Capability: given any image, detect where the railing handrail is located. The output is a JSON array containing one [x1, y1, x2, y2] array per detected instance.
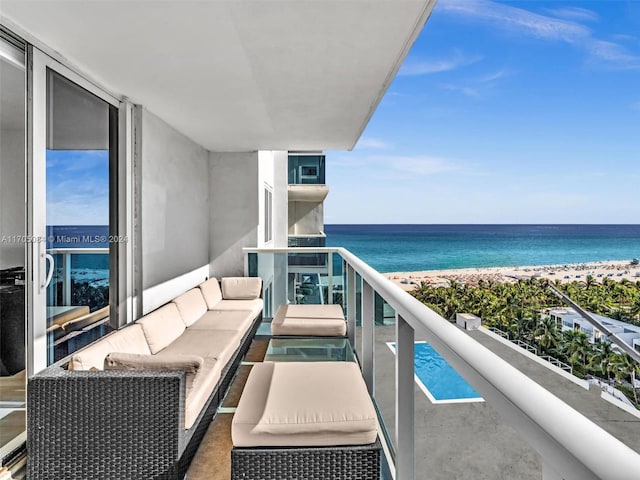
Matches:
[[245, 247, 640, 479], [47, 247, 109, 255]]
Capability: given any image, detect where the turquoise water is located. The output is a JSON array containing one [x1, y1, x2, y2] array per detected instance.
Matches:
[[390, 342, 481, 402], [326, 224, 640, 273]]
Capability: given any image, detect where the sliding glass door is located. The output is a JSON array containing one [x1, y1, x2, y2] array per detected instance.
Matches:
[[0, 35, 26, 459], [31, 49, 120, 371]]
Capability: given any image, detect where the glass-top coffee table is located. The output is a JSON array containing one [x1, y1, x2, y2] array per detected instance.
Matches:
[[264, 337, 355, 362]]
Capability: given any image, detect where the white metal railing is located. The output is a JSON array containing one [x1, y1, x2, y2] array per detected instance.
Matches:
[[244, 247, 640, 480], [46, 248, 109, 305]]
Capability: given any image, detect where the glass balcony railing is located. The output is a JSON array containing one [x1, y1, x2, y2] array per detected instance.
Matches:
[[288, 235, 327, 268], [46, 248, 112, 363], [288, 154, 325, 184], [244, 247, 640, 480]]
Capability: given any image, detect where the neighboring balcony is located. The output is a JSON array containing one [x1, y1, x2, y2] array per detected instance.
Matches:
[[287, 154, 329, 202], [244, 247, 640, 480], [288, 154, 325, 185], [287, 184, 329, 202]]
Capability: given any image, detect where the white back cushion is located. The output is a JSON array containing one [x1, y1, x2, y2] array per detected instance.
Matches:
[[198, 278, 222, 309], [69, 324, 151, 371], [173, 288, 208, 327], [136, 303, 185, 354], [221, 277, 262, 300]]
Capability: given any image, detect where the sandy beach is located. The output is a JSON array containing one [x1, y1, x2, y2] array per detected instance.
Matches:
[[385, 260, 640, 291]]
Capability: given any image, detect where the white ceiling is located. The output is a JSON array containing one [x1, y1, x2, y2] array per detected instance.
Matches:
[[0, 1, 434, 152]]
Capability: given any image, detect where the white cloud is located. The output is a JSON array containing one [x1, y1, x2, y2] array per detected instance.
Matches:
[[438, 0, 589, 43], [480, 68, 512, 83], [439, 83, 481, 98], [546, 7, 599, 23], [587, 40, 640, 69], [399, 50, 482, 76], [631, 101, 640, 111], [356, 137, 391, 149], [438, 0, 640, 69]]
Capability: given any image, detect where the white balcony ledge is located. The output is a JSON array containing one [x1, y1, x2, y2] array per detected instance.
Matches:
[[287, 184, 329, 203]]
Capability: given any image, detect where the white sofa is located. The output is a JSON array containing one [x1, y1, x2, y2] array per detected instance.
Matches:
[[28, 276, 263, 480]]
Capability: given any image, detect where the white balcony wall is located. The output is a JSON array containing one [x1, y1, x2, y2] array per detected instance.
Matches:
[[138, 108, 209, 313], [209, 150, 288, 279], [288, 201, 324, 235], [209, 152, 259, 278]]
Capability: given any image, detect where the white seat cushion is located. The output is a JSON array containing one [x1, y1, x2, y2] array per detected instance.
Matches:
[[232, 362, 377, 447], [271, 305, 346, 336], [157, 329, 242, 368], [212, 299, 263, 319], [189, 310, 255, 334], [285, 304, 345, 320]]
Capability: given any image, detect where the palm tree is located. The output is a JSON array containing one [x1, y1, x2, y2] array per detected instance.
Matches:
[[563, 330, 592, 373], [534, 315, 559, 355], [588, 341, 615, 382], [611, 353, 640, 404]]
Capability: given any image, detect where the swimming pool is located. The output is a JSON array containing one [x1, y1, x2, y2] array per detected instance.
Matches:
[[388, 341, 483, 404]]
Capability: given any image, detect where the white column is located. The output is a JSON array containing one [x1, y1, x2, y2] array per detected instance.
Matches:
[[63, 252, 71, 305], [361, 279, 374, 394], [346, 264, 356, 349], [396, 314, 415, 480]]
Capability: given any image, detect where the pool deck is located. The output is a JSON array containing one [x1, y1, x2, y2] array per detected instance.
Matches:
[[370, 324, 640, 479]]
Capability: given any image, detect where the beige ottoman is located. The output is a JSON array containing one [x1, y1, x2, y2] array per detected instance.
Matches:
[[231, 361, 377, 447], [271, 304, 347, 336], [230, 361, 381, 479]]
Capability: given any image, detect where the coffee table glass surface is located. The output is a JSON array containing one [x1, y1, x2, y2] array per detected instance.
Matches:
[[264, 337, 355, 362]]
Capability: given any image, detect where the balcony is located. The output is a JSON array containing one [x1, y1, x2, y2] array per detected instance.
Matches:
[[241, 247, 640, 480], [287, 184, 329, 202], [288, 155, 325, 185]]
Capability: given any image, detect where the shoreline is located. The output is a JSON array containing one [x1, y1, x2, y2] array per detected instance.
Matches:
[[384, 260, 640, 291]]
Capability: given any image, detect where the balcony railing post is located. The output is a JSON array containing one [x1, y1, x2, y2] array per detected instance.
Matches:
[[63, 252, 71, 305], [346, 264, 356, 349], [327, 252, 333, 305], [396, 313, 415, 480], [361, 279, 374, 394]]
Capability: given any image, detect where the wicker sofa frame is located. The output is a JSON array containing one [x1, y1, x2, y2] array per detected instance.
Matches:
[[27, 313, 262, 480], [231, 438, 381, 480]]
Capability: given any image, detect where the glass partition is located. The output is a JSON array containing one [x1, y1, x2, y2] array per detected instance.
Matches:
[[45, 68, 116, 363], [0, 36, 26, 459]]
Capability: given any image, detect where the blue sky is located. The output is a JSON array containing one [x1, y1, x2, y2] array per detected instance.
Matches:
[[325, 0, 640, 224], [46, 150, 109, 225]]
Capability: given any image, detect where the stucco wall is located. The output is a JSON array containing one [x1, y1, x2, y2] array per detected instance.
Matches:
[[139, 108, 209, 297], [288, 201, 324, 235], [209, 151, 259, 277]]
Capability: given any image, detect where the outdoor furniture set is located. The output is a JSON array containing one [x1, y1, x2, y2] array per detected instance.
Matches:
[[28, 276, 262, 479], [28, 286, 381, 479]]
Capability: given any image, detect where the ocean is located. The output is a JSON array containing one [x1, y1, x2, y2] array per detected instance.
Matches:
[[47, 225, 110, 286], [50, 224, 640, 281], [325, 224, 640, 273]]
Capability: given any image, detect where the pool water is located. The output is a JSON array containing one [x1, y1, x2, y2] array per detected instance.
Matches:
[[388, 341, 483, 403]]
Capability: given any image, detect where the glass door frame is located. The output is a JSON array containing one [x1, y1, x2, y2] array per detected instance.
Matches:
[[27, 46, 124, 374]]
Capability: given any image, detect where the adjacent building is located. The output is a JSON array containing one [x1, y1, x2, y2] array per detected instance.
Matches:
[[549, 307, 640, 353]]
